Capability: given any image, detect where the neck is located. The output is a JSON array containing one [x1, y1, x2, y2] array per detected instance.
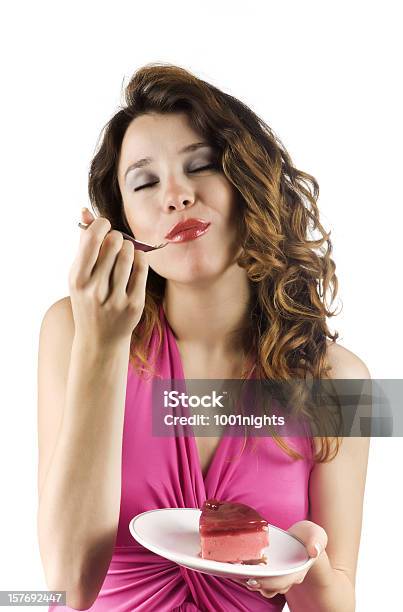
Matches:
[[162, 268, 252, 361]]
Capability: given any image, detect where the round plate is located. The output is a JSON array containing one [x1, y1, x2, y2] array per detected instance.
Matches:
[[129, 508, 315, 578]]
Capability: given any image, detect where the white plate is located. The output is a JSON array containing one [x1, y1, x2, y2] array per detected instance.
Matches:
[[129, 508, 315, 578]]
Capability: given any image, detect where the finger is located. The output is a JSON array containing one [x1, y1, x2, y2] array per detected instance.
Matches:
[[260, 587, 290, 598], [261, 590, 279, 598], [244, 578, 261, 589], [78, 207, 95, 248], [245, 578, 286, 592], [230, 577, 247, 585], [311, 542, 323, 559], [112, 239, 136, 297], [287, 520, 328, 558], [256, 571, 306, 592], [90, 230, 124, 299], [291, 571, 306, 585], [126, 248, 149, 299], [72, 217, 113, 287], [81, 206, 95, 225]]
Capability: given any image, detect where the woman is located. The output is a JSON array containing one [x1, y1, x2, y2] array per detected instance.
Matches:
[[37, 63, 370, 611]]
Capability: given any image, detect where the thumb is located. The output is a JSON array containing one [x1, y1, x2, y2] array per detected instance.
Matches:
[[81, 206, 95, 225], [287, 520, 328, 559]]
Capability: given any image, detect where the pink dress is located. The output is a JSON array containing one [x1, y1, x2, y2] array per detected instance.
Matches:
[[49, 303, 314, 611]]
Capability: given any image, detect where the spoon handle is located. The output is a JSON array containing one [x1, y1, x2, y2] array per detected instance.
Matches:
[[77, 222, 166, 252]]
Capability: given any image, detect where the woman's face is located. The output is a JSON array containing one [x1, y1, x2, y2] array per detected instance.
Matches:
[[117, 112, 242, 284]]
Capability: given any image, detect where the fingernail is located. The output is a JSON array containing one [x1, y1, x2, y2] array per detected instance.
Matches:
[[246, 578, 260, 587], [314, 543, 322, 557], [81, 207, 87, 214]]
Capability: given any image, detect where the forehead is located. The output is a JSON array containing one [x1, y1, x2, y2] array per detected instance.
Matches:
[[120, 112, 203, 160]]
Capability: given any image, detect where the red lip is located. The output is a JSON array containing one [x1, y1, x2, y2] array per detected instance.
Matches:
[[164, 218, 211, 240]]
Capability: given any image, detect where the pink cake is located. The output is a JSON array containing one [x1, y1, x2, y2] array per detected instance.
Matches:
[[199, 499, 269, 564]]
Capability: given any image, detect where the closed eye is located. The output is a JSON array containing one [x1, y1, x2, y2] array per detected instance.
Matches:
[[134, 181, 159, 192], [189, 163, 218, 173], [133, 163, 219, 192]]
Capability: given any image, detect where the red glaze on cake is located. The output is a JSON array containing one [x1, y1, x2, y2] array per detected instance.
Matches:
[[199, 499, 269, 563]]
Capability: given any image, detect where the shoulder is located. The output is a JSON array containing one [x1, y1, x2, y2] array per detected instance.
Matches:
[[325, 339, 371, 380], [311, 339, 371, 453], [42, 295, 73, 321], [40, 296, 75, 341], [308, 340, 371, 586]]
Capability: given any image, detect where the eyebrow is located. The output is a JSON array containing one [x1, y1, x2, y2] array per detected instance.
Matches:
[[123, 142, 212, 181]]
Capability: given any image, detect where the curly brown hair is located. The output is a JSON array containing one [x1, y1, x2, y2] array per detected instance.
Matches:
[[88, 62, 342, 463]]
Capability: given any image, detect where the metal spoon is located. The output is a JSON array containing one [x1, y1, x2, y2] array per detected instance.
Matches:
[[77, 222, 169, 252]]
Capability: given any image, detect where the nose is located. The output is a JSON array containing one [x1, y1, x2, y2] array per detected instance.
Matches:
[[165, 194, 195, 211], [163, 180, 195, 211]]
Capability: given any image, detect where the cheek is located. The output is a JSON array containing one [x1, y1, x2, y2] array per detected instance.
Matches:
[[209, 186, 240, 231], [124, 208, 159, 241]]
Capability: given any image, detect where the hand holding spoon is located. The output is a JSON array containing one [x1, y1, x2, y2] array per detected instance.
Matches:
[[78, 208, 168, 252]]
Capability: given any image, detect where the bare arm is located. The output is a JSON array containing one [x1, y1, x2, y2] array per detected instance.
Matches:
[[37, 300, 131, 609], [285, 343, 371, 612], [37, 209, 149, 610]]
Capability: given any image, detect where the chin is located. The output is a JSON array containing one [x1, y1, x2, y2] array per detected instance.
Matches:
[[151, 259, 229, 284]]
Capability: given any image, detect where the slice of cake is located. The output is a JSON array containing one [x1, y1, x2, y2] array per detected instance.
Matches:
[[199, 499, 269, 564]]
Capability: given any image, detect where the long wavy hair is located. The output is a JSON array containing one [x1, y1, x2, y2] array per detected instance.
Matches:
[[88, 62, 342, 463]]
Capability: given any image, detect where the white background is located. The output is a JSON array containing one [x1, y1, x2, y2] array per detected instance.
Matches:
[[1, 1, 402, 610]]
